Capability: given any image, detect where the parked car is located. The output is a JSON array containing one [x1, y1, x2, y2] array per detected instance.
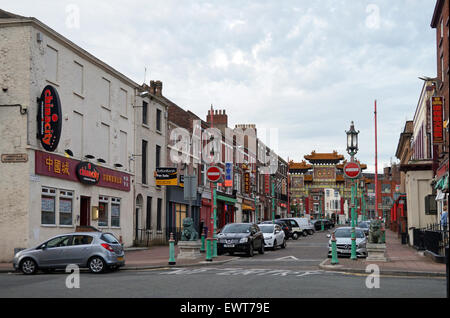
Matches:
[[311, 219, 334, 231], [327, 227, 367, 258], [357, 221, 370, 236], [278, 218, 304, 239], [217, 223, 265, 257], [259, 224, 286, 250], [260, 220, 293, 239], [13, 232, 125, 275]]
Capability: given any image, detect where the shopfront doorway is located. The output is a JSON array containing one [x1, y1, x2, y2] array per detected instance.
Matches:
[[80, 196, 90, 226]]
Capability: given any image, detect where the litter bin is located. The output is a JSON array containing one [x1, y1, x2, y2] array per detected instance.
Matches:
[[401, 232, 408, 245]]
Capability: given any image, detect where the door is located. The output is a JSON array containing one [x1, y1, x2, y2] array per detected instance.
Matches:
[[80, 196, 90, 226], [38, 235, 72, 267], [65, 235, 94, 265]]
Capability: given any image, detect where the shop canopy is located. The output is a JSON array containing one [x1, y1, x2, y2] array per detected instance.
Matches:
[[434, 174, 448, 191]]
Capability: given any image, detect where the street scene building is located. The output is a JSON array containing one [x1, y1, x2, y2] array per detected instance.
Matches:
[[0, 1, 449, 302]]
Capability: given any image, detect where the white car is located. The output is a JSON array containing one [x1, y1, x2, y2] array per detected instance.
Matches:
[[259, 224, 286, 250]]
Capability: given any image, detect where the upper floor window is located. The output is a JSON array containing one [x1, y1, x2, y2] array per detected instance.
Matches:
[[143, 101, 148, 125], [156, 109, 162, 132]]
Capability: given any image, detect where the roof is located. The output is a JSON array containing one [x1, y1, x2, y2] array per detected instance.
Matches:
[[431, 0, 445, 28], [0, 8, 27, 19], [395, 121, 414, 159], [304, 151, 344, 163], [289, 160, 312, 171]]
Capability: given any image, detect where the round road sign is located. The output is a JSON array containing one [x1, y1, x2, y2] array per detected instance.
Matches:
[[343, 162, 361, 179], [207, 166, 222, 183]]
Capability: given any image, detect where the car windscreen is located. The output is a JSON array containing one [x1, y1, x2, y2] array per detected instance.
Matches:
[[101, 233, 120, 244], [358, 223, 369, 228], [335, 229, 365, 238], [259, 225, 274, 233], [222, 224, 251, 233]]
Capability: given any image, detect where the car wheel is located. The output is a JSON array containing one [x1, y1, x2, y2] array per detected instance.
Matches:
[[308, 230, 314, 235], [88, 256, 106, 274], [281, 239, 287, 249], [302, 231, 308, 237], [292, 232, 299, 240], [273, 240, 277, 250], [248, 244, 254, 257], [20, 258, 37, 275]]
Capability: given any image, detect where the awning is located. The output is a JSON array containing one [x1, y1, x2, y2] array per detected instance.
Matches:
[[434, 174, 449, 190], [242, 204, 255, 211], [216, 195, 237, 204]]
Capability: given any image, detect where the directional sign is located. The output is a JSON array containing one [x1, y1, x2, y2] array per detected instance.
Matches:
[[343, 162, 361, 179], [207, 166, 222, 183]]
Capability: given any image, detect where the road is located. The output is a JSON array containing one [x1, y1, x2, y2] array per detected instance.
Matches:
[[0, 230, 446, 298]]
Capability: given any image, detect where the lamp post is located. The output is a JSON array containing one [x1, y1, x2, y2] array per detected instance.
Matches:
[[320, 192, 324, 231], [346, 121, 359, 261]]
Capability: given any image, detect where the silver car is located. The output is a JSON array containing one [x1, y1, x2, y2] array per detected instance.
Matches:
[[13, 232, 125, 274], [327, 227, 367, 258]]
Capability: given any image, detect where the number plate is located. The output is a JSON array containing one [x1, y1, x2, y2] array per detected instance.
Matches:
[[224, 244, 235, 248], [117, 256, 124, 261]]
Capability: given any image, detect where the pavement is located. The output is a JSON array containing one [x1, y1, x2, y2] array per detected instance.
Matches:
[[319, 228, 447, 277]]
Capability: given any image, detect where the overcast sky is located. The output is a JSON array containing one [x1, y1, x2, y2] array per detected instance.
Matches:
[[0, 0, 438, 172]]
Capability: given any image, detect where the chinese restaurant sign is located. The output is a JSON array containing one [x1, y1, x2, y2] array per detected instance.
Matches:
[[431, 97, 444, 144], [35, 151, 130, 191], [37, 85, 62, 152]]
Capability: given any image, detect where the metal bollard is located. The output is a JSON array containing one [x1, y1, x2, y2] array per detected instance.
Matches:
[[331, 232, 339, 265], [212, 229, 218, 258], [168, 233, 176, 265], [206, 238, 212, 262], [200, 229, 206, 253]]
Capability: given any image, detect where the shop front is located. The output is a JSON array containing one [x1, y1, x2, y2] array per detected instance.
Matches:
[[242, 199, 255, 223], [216, 192, 237, 229], [32, 150, 133, 247]]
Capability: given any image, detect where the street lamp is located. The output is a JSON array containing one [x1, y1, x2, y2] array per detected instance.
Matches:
[[346, 121, 359, 261]]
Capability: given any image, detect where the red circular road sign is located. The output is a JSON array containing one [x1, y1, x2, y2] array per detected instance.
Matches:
[[206, 166, 222, 183], [343, 162, 361, 179]]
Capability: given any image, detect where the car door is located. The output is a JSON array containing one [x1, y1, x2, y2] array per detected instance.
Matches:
[[38, 235, 72, 267], [275, 225, 284, 244], [64, 235, 94, 266], [253, 225, 263, 249]]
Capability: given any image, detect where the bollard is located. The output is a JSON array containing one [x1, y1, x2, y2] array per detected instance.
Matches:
[[200, 229, 206, 253], [206, 238, 212, 262], [168, 233, 176, 265], [331, 232, 339, 265], [212, 229, 218, 258]]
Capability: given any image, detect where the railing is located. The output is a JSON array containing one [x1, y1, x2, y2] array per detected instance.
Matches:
[[411, 223, 449, 257], [134, 227, 183, 247]]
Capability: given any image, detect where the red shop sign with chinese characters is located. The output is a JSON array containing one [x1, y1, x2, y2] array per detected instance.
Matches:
[[35, 151, 130, 191], [431, 96, 444, 144]]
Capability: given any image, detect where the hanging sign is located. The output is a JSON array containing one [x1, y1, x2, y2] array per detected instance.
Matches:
[[225, 162, 233, 187], [431, 96, 444, 144], [37, 85, 62, 152], [155, 167, 178, 186]]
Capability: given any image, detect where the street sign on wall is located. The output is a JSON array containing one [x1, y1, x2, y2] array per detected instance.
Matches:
[[343, 162, 361, 179], [225, 162, 233, 187], [155, 168, 178, 186]]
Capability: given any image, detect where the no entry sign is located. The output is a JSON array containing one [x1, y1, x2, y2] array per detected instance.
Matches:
[[343, 162, 361, 179], [207, 166, 222, 183]]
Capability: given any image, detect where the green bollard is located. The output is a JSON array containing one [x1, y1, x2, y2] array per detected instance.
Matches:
[[200, 229, 206, 253], [331, 232, 339, 265], [168, 233, 176, 265], [212, 229, 218, 258], [206, 238, 212, 262]]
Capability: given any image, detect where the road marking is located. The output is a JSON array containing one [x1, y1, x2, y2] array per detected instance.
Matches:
[[158, 267, 327, 278], [275, 256, 299, 261]]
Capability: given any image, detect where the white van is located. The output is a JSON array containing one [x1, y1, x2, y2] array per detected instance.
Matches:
[[292, 217, 315, 235], [279, 218, 305, 240]]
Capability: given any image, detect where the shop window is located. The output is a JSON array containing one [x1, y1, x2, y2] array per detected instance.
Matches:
[[59, 190, 73, 226], [99, 196, 109, 227], [41, 187, 56, 225], [111, 198, 121, 227]]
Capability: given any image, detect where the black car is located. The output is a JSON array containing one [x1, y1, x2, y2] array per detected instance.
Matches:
[[311, 219, 334, 231], [217, 223, 265, 257], [259, 220, 293, 239]]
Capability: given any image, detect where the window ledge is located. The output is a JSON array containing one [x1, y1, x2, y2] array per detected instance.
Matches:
[[41, 224, 57, 227], [73, 92, 85, 99], [142, 123, 150, 130], [45, 80, 60, 87], [120, 115, 128, 120], [59, 225, 74, 228]]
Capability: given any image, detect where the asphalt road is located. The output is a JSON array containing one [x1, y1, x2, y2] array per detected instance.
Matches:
[[0, 230, 446, 298]]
